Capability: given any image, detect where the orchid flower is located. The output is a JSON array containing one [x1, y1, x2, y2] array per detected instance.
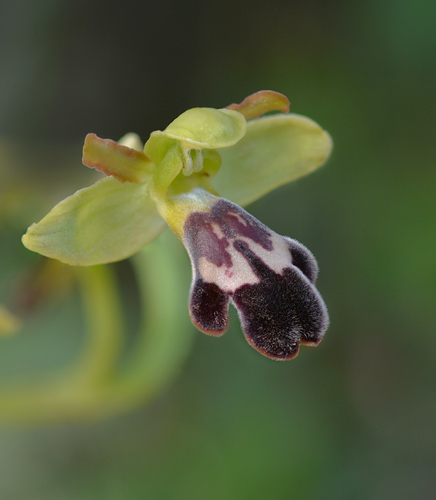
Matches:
[[22, 91, 332, 360]]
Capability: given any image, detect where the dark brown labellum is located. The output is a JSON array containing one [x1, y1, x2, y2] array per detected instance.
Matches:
[[183, 197, 329, 360]]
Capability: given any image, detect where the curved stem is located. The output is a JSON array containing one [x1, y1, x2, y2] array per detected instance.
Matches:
[[66, 265, 124, 385], [69, 230, 194, 418], [115, 230, 194, 398], [0, 233, 194, 425], [0, 264, 123, 424]]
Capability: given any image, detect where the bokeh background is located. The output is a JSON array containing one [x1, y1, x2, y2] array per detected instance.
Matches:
[[1, 0, 436, 498]]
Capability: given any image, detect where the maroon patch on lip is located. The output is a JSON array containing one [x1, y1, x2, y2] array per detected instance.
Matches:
[[187, 216, 232, 268], [184, 198, 273, 270], [211, 200, 272, 249]]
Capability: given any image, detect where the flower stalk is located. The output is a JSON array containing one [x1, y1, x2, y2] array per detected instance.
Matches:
[[0, 233, 193, 424]]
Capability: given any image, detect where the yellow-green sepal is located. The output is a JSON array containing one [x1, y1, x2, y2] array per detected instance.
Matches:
[[162, 108, 246, 149], [215, 114, 333, 206], [22, 177, 166, 266]]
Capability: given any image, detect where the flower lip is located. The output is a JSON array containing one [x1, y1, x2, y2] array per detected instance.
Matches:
[[182, 194, 329, 360]]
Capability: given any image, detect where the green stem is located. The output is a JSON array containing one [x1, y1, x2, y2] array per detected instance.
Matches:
[[0, 264, 123, 424], [73, 231, 194, 419], [0, 233, 194, 425], [66, 264, 124, 385], [115, 230, 194, 398]]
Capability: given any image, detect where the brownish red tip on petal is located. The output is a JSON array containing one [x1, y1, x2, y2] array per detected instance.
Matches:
[[82, 133, 153, 183], [226, 90, 290, 120]]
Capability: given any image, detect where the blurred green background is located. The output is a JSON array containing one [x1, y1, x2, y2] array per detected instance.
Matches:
[[1, 0, 436, 498]]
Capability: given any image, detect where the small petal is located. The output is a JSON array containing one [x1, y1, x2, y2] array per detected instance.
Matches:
[[146, 136, 185, 204], [22, 177, 166, 265], [82, 133, 153, 183], [162, 108, 246, 149], [215, 114, 333, 207], [118, 132, 143, 151], [182, 193, 328, 359], [226, 90, 290, 120]]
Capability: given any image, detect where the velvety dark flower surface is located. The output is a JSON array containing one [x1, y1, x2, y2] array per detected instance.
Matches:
[[184, 195, 329, 360]]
